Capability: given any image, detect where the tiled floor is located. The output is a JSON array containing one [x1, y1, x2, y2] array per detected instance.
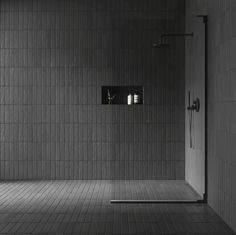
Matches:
[[111, 180, 202, 201], [0, 180, 235, 235]]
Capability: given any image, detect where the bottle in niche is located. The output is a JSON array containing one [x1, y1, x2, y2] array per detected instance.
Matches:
[[133, 93, 140, 104], [127, 94, 133, 105]]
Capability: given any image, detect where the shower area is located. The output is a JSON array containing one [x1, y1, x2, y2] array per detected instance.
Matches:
[[0, 0, 206, 203], [109, 0, 206, 202]]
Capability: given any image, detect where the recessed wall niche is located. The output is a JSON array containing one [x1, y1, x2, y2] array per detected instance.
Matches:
[[101, 86, 143, 105]]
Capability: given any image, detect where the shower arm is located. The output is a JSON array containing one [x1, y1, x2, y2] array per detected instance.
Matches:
[[160, 33, 194, 44]]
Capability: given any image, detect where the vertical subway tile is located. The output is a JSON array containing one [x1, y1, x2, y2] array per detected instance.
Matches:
[[0, 0, 185, 181]]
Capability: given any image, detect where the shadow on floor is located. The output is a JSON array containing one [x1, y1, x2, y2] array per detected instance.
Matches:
[[0, 181, 235, 234]]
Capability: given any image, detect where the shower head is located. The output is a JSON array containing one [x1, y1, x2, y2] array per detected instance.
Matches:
[[152, 33, 193, 48], [152, 39, 170, 48]]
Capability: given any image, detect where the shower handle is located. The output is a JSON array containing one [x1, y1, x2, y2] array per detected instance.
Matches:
[[187, 95, 200, 148], [187, 98, 200, 112]]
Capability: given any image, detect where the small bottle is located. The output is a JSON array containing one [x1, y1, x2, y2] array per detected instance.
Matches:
[[127, 94, 133, 105], [133, 93, 140, 104]]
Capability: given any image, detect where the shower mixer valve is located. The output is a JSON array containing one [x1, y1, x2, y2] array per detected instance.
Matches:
[[187, 95, 200, 149], [187, 98, 200, 112]]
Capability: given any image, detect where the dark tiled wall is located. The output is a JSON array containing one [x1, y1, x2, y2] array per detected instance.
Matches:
[[207, 0, 236, 231], [186, 0, 236, 232], [0, 0, 185, 180]]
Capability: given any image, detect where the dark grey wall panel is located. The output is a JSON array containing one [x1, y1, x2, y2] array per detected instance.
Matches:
[[207, 0, 236, 232], [0, 0, 185, 180]]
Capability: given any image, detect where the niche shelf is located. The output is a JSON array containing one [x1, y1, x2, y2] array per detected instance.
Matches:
[[102, 86, 143, 105]]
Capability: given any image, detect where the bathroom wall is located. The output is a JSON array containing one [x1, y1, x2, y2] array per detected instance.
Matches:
[[186, 0, 236, 232], [207, 0, 236, 231], [185, 0, 207, 197], [0, 0, 185, 180]]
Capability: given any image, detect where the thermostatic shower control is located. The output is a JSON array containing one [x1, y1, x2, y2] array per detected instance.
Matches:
[[187, 98, 200, 112]]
